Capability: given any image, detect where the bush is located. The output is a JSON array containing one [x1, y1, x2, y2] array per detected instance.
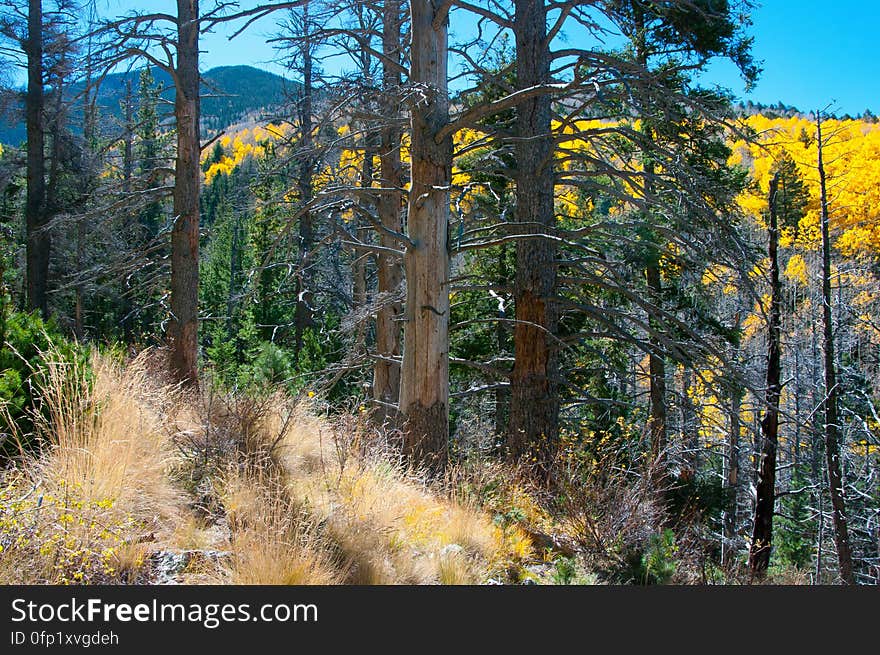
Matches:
[[775, 474, 816, 570], [550, 555, 599, 585], [245, 341, 292, 388], [620, 529, 679, 585], [0, 310, 85, 456]]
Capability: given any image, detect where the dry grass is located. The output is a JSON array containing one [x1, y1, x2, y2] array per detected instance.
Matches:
[[0, 348, 184, 584], [1, 349, 533, 585], [254, 405, 533, 584], [37, 350, 183, 526], [215, 464, 342, 585], [155, 371, 532, 585]]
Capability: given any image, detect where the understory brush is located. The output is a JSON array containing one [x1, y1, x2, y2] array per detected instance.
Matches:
[[1, 348, 786, 586], [0, 349, 182, 584], [0, 348, 533, 585]]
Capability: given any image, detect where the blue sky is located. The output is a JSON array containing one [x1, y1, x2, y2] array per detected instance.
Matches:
[[700, 1, 880, 115], [103, 1, 880, 117]]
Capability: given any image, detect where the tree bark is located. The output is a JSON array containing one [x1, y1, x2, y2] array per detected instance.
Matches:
[[723, 379, 742, 567], [646, 261, 668, 467], [749, 173, 782, 578], [507, 0, 559, 470], [495, 243, 511, 437], [25, 0, 49, 318], [352, 130, 372, 364], [399, 0, 452, 469], [680, 366, 699, 479], [120, 79, 135, 341], [631, 8, 667, 474], [816, 113, 855, 584], [167, 0, 201, 385], [373, 0, 404, 422], [294, 7, 315, 360]]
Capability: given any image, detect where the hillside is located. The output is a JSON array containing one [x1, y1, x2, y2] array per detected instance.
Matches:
[[0, 350, 537, 585], [0, 65, 296, 146]]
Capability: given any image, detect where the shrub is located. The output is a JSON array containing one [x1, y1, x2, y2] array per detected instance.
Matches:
[[244, 341, 292, 389], [549, 555, 600, 585], [0, 310, 85, 456], [620, 529, 679, 585]]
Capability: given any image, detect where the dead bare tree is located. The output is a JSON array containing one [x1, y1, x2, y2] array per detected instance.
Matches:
[[749, 171, 781, 578], [97, 0, 308, 384], [816, 109, 855, 584]]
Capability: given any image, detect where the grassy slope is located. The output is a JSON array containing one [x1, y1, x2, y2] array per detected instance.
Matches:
[[0, 349, 819, 585], [0, 350, 534, 585]]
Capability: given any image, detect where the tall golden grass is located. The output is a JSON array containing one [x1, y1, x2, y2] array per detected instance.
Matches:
[[1, 349, 533, 585], [37, 350, 183, 524], [0, 348, 183, 583], [217, 402, 532, 584]]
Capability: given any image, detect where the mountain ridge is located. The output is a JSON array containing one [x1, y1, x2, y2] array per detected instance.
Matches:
[[0, 65, 297, 147]]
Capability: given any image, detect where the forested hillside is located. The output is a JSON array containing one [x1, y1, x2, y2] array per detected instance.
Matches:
[[0, 0, 877, 587], [0, 64, 292, 145]]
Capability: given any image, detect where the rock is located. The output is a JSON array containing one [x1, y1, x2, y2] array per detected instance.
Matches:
[[440, 543, 464, 557], [149, 549, 232, 585]]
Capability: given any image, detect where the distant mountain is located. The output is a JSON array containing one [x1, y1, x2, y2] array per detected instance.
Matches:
[[0, 65, 298, 147], [200, 66, 299, 132]]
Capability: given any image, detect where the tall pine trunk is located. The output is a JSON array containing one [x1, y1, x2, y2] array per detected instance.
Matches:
[[507, 0, 559, 470], [646, 260, 668, 466], [816, 113, 855, 584], [749, 173, 782, 577], [373, 0, 404, 422], [167, 0, 201, 385], [399, 0, 452, 468], [25, 0, 49, 318], [632, 9, 667, 473]]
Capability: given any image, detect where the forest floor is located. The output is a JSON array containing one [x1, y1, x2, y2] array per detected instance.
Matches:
[[0, 349, 813, 585], [0, 350, 559, 585]]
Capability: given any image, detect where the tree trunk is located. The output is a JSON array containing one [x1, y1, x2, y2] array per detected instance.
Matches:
[[723, 379, 742, 567], [680, 366, 699, 479], [495, 242, 511, 437], [25, 0, 49, 318], [373, 0, 404, 422], [74, 45, 98, 341], [507, 0, 559, 471], [120, 79, 135, 341], [122, 80, 134, 193], [294, 12, 314, 360], [816, 114, 855, 585], [750, 173, 782, 578], [629, 5, 668, 478], [646, 261, 668, 466], [352, 130, 372, 364], [167, 0, 201, 385], [399, 0, 452, 469]]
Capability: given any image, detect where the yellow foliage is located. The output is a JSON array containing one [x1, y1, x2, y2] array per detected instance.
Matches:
[[202, 122, 295, 185], [784, 253, 808, 285], [732, 115, 880, 256]]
